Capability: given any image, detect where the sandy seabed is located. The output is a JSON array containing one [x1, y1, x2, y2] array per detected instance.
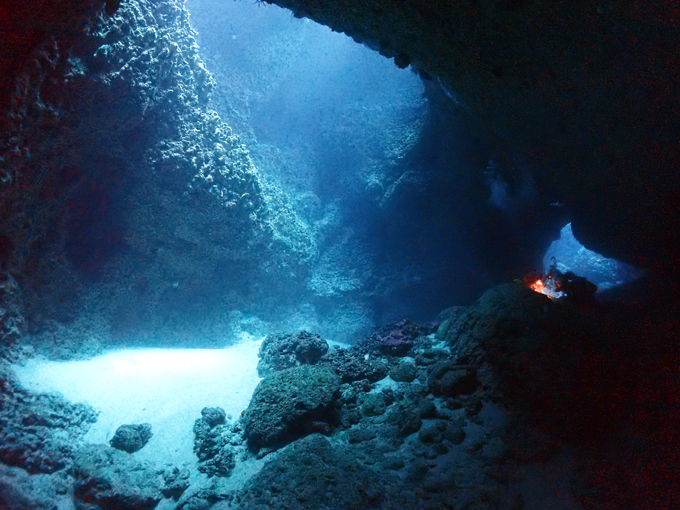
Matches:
[[13, 340, 263, 468]]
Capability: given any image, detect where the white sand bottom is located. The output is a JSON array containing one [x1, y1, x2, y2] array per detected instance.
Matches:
[[12, 340, 263, 473]]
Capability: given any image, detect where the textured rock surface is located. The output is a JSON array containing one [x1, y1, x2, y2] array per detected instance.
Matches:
[[356, 319, 430, 357], [0, 362, 98, 474], [0, 463, 73, 510], [0, 272, 27, 361], [256, 330, 329, 377], [70, 444, 164, 510], [109, 423, 153, 453], [0, 0, 282, 349], [388, 360, 417, 383], [320, 347, 388, 383], [0, 282, 675, 509], [426, 361, 478, 398], [241, 365, 342, 450], [236, 434, 414, 510], [193, 409, 242, 477]]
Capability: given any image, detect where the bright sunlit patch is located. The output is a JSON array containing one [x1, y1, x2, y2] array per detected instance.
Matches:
[[543, 223, 644, 291], [13, 341, 263, 468]]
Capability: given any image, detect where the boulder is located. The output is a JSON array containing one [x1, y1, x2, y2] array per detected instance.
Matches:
[[388, 360, 417, 383], [237, 434, 415, 509], [257, 331, 329, 377], [241, 365, 342, 450], [109, 423, 153, 453], [427, 362, 478, 397], [70, 444, 163, 510]]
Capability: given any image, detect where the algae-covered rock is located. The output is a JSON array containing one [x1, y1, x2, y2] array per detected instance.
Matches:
[[241, 365, 342, 450], [237, 434, 415, 510], [321, 347, 388, 383], [109, 423, 153, 453], [70, 444, 163, 510], [257, 330, 329, 377]]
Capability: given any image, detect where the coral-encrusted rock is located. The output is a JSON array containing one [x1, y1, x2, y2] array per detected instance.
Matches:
[[241, 365, 341, 451], [381, 400, 422, 437], [357, 319, 430, 357], [70, 444, 163, 510], [0, 363, 98, 474], [427, 361, 478, 397], [257, 331, 329, 377], [200, 406, 226, 428], [159, 465, 190, 501], [444, 284, 611, 435], [110, 423, 153, 453], [321, 348, 388, 383], [389, 360, 417, 382], [237, 434, 415, 509], [193, 408, 240, 477], [358, 392, 388, 418], [0, 463, 71, 510]]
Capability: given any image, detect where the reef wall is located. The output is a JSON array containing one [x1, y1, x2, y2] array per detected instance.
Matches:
[[0, 0, 287, 354]]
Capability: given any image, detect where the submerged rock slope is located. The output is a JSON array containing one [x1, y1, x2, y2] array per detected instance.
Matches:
[[1, 282, 678, 509]]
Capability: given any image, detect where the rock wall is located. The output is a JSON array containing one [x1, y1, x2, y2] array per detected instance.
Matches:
[[0, 0, 285, 350]]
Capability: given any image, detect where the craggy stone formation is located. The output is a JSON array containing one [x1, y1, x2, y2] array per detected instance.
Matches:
[[262, 0, 679, 271], [241, 365, 342, 451], [256, 330, 329, 377], [237, 434, 415, 509], [0, 362, 98, 474], [193, 407, 243, 477], [0, 282, 677, 508], [70, 444, 171, 510], [0, 2, 678, 507], [1, 0, 675, 353], [196, 281, 675, 509], [0, 0, 292, 349], [356, 318, 431, 357]]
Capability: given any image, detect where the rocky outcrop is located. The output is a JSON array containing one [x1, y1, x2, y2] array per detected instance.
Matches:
[[0, 0, 286, 348], [193, 407, 242, 477], [256, 331, 329, 377], [0, 463, 73, 510], [70, 444, 165, 510], [0, 362, 98, 474], [230, 282, 679, 509], [241, 365, 342, 451], [236, 434, 415, 510], [320, 347, 389, 383]]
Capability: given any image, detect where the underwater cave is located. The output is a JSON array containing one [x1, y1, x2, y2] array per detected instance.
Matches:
[[0, 0, 678, 509]]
